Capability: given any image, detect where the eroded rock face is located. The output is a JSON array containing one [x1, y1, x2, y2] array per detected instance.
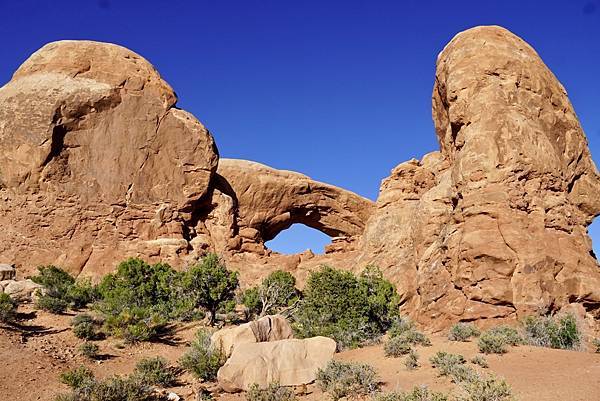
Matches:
[[1, 27, 599, 329], [359, 26, 600, 329], [0, 40, 218, 276]]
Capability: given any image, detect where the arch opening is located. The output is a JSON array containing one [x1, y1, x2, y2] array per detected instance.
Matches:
[[265, 223, 332, 255]]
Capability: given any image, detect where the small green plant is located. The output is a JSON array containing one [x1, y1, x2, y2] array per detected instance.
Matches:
[[72, 314, 100, 340], [36, 295, 70, 314], [384, 336, 413, 357], [242, 270, 299, 318], [59, 366, 95, 389], [477, 326, 522, 354], [522, 313, 580, 350], [32, 265, 96, 313], [246, 382, 296, 401], [388, 318, 431, 346], [593, 338, 600, 353], [371, 386, 449, 401], [487, 326, 522, 346], [67, 278, 99, 310], [470, 355, 488, 368], [134, 356, 177, 387], [448, 323, 481, 342], [56, 366, 161, 401], [179, 329, 225, 381], [429, 351, 475, 383], [316, 360, 379, 401], [182, 254, 239, 326], [404, 349, 419, 370], [0, 292, 17, 324], [477, 332, 507, 354], [79, 342, 99, 359], [457, 374, 514, 401]]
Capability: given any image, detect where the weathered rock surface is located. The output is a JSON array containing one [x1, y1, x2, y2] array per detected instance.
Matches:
[[0, 40, 218, 276], [1, 26, 599, 328], [211, 314, 293, 357], [358, 26, 600, 328], [0, 264, 15, 281], [1, 279, 43, 301], [217, 336, 336, 392]]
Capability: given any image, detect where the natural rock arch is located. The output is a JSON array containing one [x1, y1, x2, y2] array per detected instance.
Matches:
[[213, 159, 375, 251]]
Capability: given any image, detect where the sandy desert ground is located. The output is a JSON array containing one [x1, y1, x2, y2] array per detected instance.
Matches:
[[1, 304, 599, 401]]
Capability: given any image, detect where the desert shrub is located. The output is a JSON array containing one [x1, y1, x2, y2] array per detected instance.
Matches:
[[0, 292, 17, 324], [316, 360, 379, 401], [477, 332, 508, 355], [372, 386, 449, 401], [246, 382, 296, 401], [95, 258, 184, 341], [179, 329, 225, 381], [359, 266, 402, 331], [448, 323, 481, 342], [79, 342, 99, 359], [59, 366, 95, 389], [487, 326, 522, 346], [470, 355, 488, 368], [388, 317, 431, 346], [36, 295, 70, 314], [404, 349, 419, 370], [67, 278, 100, 310], [384, 336, 413, 357], [182, 253, 239, 326], [388, 316, 414, 338], [593, 338, 600, 353], [134, 356, 177, 387], [240, 286, 261, 318], [72, 314, 100, 340], [32, 265, 97, 313], [57, 367, 159, 401], [478, 326, 522, 354], [243, 270, 299, 318], [293, 265, 400, 348], [32, 265, 75, 298], [429, 352, 475, 383], [522, 313, 580, 350], [457, 374, 514, 401]]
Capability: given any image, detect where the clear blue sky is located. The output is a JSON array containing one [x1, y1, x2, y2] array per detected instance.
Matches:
[[1, 0, 599, 254]]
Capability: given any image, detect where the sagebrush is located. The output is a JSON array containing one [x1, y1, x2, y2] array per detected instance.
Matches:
[[316, 360, 379, 401], [246, 382, 296, 401], [179, 329, 225, 381]]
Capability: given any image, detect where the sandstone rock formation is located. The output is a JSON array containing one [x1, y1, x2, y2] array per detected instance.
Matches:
[[1, 279, 43, 301], [217, 336, 336, 392], [358, 26, 600, 329], [0, 40, 220, 277], [211, 314, 293, 357], [1, 26, 599, 329]]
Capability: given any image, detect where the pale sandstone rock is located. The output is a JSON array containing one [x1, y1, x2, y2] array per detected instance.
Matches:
[[217, 336, 336, 392], [0, 264, 15, 281], [211, 315, 293, 357], [1, 279, 43, 301]]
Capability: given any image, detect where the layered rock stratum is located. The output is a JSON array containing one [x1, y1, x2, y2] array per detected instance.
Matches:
[[1, 26, 598, 328]]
